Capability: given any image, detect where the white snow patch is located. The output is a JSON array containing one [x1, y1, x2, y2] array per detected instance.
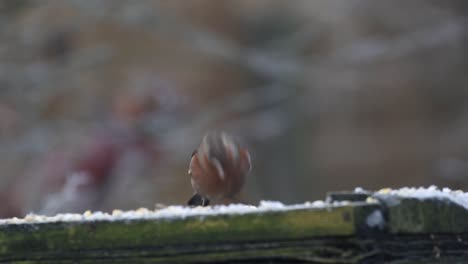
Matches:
[[354, 187, 367, 193], [0, 200, 349, 225], [366, 210, 385, 229], [372, 186, 468, 210]]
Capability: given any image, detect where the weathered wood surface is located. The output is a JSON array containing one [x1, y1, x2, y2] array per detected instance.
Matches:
[[0, 190, 467, 263]]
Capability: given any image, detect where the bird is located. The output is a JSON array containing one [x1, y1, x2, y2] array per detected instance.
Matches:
[[187, 131, 251, 206]]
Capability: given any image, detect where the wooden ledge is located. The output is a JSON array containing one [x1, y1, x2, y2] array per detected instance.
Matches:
[[0, 188, 467, 263]]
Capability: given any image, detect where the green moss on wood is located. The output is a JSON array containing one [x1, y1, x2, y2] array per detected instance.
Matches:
[[0, 205, 364, 261], [383, 197, 468, 234], [2, 192, 468, 263]]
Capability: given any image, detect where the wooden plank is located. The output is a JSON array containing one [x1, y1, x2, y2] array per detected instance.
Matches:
[[0, 204, 378, 263], [378, 196, 468, 234], [1, 189, 468, 263]]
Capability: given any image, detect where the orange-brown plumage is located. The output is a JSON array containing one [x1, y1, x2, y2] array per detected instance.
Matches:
[[188, 132, 251, 206]]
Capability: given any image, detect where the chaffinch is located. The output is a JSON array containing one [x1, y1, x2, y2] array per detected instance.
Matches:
[[187, 131, 251, 206]]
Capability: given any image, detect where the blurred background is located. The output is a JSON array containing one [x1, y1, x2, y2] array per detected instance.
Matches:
[[1, 0, 468, 217]]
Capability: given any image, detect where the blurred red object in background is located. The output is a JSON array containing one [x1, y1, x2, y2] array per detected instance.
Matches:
[[0, 191, 22, 218]]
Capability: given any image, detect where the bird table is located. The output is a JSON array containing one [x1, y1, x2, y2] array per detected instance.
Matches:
[[0, 187, 468, 263]]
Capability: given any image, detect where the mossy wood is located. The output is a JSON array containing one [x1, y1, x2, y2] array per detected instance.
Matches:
[[0, 192, 467, 263]]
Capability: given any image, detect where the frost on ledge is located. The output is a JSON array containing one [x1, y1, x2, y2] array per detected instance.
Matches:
[[0, 200, 356, 225], [3, 186, 468, 228], [356, 185, 468, 210]]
